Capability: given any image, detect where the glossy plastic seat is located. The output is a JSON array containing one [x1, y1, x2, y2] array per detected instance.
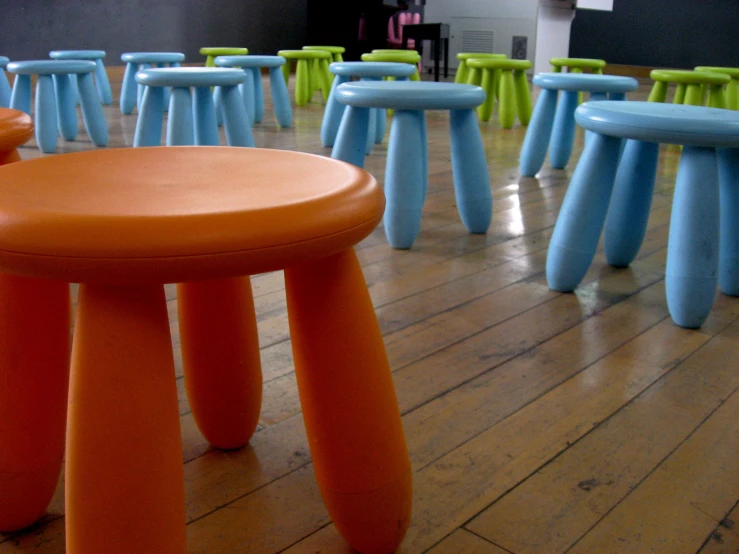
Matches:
[[277, 49, 332, 106], [550, 57, 606, 74], [200, 47, 248, 67], [7, 60, 108, 153], [49, 49, 112, 105], [120, 52, 185, 115], [332, 81, 492, 249], [547, 101, 739, 328], [695, 66, 739, 110], [520, 73, 638, 176], [133, 68, 252, 147], [454, 52, 507, 85], [321, 61, 415, 149], [0, 147, 411, 554], [214, 55, 292, 127], [0, 57, 12, 108], [465, 58, 532, 128]]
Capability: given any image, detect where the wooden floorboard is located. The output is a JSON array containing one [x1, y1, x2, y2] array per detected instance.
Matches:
[[1, 73, 737, 554]]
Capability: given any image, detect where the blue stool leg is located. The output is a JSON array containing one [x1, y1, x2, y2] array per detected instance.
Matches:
[[666, 146, 720, 328], [192, 86, 220, 146], [137, 63, 151, 112], [241, 68, 255, 125], [549, 90, 579, 169], [53, 73, 78, 141], [214, 86, 224, 127], [93, 59, 113, 105], [167, 87, 194, 146], [251, 68, 264, 123], [153, 63, 171, 112], [269, 66, 292, 128], [331, 105, 370, 169], [361, 77, 380, 155], [450, 108, 493, 234], [35, 75, 58, 154], [221, 85, 254, 147], [0, 70, 11, 108], [10, 74, 32, 115], [584, 91, 608, 146], [420, 109, 428, 199], [604, 140, 659, 267], [77, 72, 108, 147], [133, 86, 164, 147], [546, 132, 622, 291], [519, 88, 558, 177], [718, 148, 739, 296], [609, 92, 626, 101], [69, 74, 80, 106], [375, 108, 387, 144], [385, 109, 426, 249], [320, 74, 349, 147], [120, 62, 138, 115]]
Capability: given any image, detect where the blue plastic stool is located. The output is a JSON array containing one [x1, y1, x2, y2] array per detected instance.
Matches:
[[332, 81, 492, 249], [321, 61, 416, 151], [214, 55, 292, 127], [520, 73, 638, 176], [7, 60, 108, 153], [0, 57, 11, 108], [546, 101, 739, 329], [49, 50, 112, 105], [134, 67, 252, 147], [120, 52, 185, 115]]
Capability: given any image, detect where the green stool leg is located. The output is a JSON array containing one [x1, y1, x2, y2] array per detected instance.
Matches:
[[455, 61, 468, 84], [493, 69, 501, 101], [514, 70, 531, 126], [295, 59, 310, 106], [205, 56, 216, 68], [410, 69, 420, 82], [699, 83, 707, 106], [684, 83, 703, 106], [727, 79, 739, 110], [647, 81, 668, 103], [467, 67, 480, 87], [478, 69, 495, 122], [572, 67, 585, 104], [498, 70, 515, 129], [282, 62, 291, 85], [320, 59, 331, 102], [708, 84, 728, 109], [673, 83, 686, 104], [335, 53, 344, 63]]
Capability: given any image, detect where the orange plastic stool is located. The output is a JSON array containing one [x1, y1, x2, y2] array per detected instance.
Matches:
[[0, 147, 411, 554], [0, 108, 71, 534]]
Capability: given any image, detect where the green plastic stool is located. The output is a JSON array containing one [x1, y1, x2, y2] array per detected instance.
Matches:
[[200, 47, 248, 67], [649, 69, 730, 107], [551, 58, 606, 103], [303, 46, 345, 63], [455, 52, 507, 85], [466, 58, 532, 128], [695, 66, 739, 110], [277, 49, 332, 105], [361, 52, 421, 81]]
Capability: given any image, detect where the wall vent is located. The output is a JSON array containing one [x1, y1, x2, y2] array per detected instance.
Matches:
[[460, 29, 494, 53]]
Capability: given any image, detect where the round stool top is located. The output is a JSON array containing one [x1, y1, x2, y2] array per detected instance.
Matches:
[[335, 81, 485, 110], [456, 52, 507, 61], [6, 60, 96, 75], [550, 57, 606, 69], [200, 47, 248, 57], [215, 55, 285, 68], [0, 108, 34, 151], [466, 58, 531, 71], [0, 56, 9, 67], [533, 73, 638, 93], [329, 61, 416, 78], [277, 50, 331, 59], [695, 66, 739, 79], [49, 50, 106, 60], [575, 101, 739, 147], [135, 67, 246, 87], [361, 52, 421, 64], [372, 49, 418, 54], [650, 69, 730, 85], [304, 46, 346, 54], [121, 52, 186, 64], [0, 148, 383, 284]]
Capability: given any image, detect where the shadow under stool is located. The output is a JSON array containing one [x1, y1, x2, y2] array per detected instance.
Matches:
[[546, 101, 739, 329]]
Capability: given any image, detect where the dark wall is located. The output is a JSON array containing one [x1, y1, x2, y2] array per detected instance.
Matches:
[[0, 0, 308, 66], [571, 0, 739, 69]]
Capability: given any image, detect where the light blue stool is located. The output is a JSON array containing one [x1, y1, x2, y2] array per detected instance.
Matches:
[[321, 61, 416, 150], [7, 60, 108, 153], [214, 55, 292, 127], [120, 52, 185, 115], [49, 50, 112, 105], [133, 67, 252, 147], [520, 73, 638, 177], [332, 81, 492, 249], [546, 101, 739, 329], [0, 57, 11, 108]]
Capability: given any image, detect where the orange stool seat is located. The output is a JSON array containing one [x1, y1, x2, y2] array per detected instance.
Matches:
[[0, 107, 33, 164], [0, 147, 411, 554]]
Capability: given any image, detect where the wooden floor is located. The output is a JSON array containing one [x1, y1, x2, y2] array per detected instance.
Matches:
[[2, 71, 739, 554]]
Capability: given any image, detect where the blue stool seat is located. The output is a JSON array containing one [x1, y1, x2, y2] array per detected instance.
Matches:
[[0, 57, 11, 108], [7, 60, 108, 153], [547, 101, 739, 329], [520, 73, 639, 176], [120, 51, 185, 115], [332, 81, 492, 249], [214, 55, 292, 127], [322, 61, 416, 149], [50, 49, 112, 105], [134, 67, 252, 148]]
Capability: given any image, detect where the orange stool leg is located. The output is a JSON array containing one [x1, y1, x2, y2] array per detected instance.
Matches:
[[177, 277, 262, 450], [0, 275, 69, 532], [285, 249, 412, 554], [66, 284, 186, 554]]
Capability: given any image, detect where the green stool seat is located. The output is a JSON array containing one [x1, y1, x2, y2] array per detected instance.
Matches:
[[550, 57, 606, 73], [361, 52, 421, 81], [695, 66, 739, 110], [200, 47, 248, 67], [277, 49, 332, 106], [455, 52, 507, 84], [649, 69, 730, 107], [465, 58, 532, 128]]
